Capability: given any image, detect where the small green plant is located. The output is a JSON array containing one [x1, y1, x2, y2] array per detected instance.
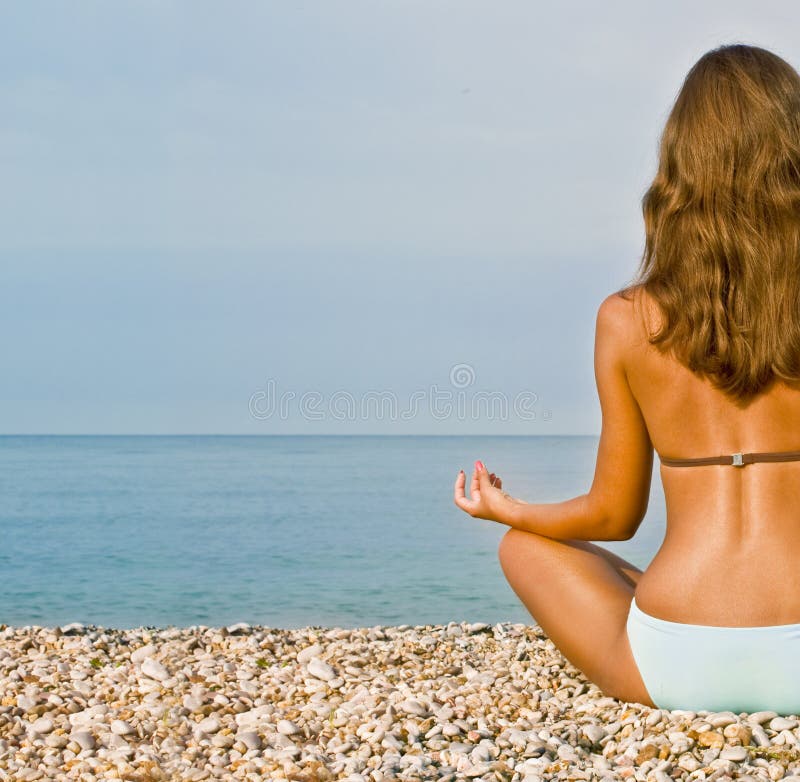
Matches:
[[255, 658, 268, 668], [89, 658, 102, 669]]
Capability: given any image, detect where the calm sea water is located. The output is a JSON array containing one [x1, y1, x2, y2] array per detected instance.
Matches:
[[0, 436, 666, 629]]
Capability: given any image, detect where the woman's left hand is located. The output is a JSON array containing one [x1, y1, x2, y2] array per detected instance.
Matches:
[[453, 460, 527, 524]]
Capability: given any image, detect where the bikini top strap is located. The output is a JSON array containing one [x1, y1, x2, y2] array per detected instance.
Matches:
[[746, 450, 800, 463], [659, 454, 733, 467], [659, 450, 800, 467]]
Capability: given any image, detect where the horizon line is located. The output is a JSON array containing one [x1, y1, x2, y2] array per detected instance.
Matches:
[[0, 432, 600, 438]]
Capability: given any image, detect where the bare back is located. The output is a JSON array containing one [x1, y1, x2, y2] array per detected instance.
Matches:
[[624, 287, 800, 626]]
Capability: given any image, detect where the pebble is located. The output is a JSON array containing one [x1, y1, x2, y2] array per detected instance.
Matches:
[[297, 643, 324, 663], [442, 723, 461, 737], [183, 694, 203, 711], [130, 644, 156, 664], [751, 723, 772, 746], [198, 716, 220, 734], [70, 730, 95, 751], [720, 745, 749, 761], [140, 656, 169, 681], [770, 716, 798, 731], [277, 719, 300, 735], [45, 734, 68, 749], [306, 657, 335, 681], [399, 698, 429, 716], [31, 717, 54, 734], [237, 731, 262, 750], [582, 724, 607, 743], [707, 711, 738, 727], [110, 719, 134, 735], [748, 711, 779, 724]]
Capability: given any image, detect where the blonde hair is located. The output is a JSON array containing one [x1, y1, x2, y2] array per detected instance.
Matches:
[[618, 43, 800, 407]]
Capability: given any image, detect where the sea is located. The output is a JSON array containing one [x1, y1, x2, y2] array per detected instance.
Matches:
[[0, 436, 666, 630]]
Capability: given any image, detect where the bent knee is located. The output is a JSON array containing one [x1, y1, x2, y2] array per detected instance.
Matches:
[[497, 527, 526, 565]]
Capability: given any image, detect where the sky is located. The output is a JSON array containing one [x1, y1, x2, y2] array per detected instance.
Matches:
[[1, 1, 798, 434]]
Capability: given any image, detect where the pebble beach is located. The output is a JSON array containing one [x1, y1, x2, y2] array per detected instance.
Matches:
[[1, 620, 799, 782]]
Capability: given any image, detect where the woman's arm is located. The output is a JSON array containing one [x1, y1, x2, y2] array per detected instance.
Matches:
[[503, 492, 617, 540], [455, 293, 653, 541], [509, 294, 653, 539]]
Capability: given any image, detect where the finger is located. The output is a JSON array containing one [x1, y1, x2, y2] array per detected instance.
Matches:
[[489, 472, 497, 487], [494, 476, 503, 489], [470, 468, 480, 498], [454, 470, 476, 513]]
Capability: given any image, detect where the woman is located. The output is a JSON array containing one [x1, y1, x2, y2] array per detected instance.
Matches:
[[454, 43, 800, 715]]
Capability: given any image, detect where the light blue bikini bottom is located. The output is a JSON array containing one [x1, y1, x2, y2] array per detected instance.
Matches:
[[627, 595, 800, 716]]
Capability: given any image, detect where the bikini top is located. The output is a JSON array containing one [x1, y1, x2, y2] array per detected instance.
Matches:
[[659, 449, 800, 468]]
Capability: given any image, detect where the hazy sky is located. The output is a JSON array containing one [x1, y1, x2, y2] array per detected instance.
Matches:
[[1, 2, 797, 434]]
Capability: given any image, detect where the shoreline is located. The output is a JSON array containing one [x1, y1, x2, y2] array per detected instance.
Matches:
[[0, 621, 798, 781]]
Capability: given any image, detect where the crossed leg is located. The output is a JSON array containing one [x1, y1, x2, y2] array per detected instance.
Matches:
[[498, 527, 657, 708]]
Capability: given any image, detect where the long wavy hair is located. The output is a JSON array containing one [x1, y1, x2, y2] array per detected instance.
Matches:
[[618, 43, 800, 407]]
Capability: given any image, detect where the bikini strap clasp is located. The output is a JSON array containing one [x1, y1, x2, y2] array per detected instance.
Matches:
[[731, 452, 745, 466]]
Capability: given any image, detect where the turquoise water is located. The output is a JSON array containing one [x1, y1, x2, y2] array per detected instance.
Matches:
[[0, 436, 666, 629]]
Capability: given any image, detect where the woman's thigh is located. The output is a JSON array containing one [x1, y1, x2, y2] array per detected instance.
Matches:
[[498, 527, 656, 707]]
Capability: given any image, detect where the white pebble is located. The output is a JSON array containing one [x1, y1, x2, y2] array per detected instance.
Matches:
[[140, 657, 169, 681], [707, 711, 738, 727], [645, 710, 663, 727], [720, 746, 748, 762], [237, 731, 262, 750], [582, 724, 606, 743], [130, 644, 156, 664], [277, 719, 300, 736], [399, 699, 428, 716], [297, 644, 324, 664], [110, 720, 134, 736], [770, 716, 798, 731], [70, 730, 95, 751], [198, 716, 221, 734], [183, 695, 203, 712], [45, 734, 68, 749], [306, 657, 335, 681], [747, 711, 779, 725]]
